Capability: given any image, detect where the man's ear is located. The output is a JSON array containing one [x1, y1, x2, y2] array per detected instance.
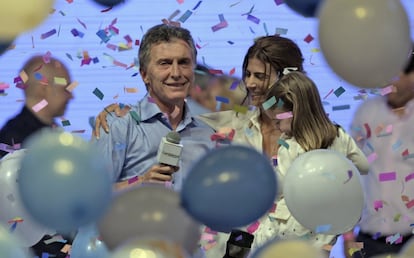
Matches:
[[140, 69, 149, 85]]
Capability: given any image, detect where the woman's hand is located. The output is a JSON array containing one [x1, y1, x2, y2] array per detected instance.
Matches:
[[93, 103, 131, 138]]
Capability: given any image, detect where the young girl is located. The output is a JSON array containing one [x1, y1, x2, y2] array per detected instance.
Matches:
[[255, 71, 369, 255]]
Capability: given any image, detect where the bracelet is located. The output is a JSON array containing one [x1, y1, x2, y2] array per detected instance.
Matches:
[[343, 232, 355, 241]]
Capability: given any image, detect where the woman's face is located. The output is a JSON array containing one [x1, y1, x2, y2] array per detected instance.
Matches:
[[243, 57, 279, 107]]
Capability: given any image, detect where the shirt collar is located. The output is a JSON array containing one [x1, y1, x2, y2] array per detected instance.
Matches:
[[138, 94, 195, 129]]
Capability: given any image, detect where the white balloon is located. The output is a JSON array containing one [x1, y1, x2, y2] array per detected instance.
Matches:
[[0, 0, 55, 40], [0, 150, 53, 247], [284, 149, 364, 235], [318, 0, 412, 88]]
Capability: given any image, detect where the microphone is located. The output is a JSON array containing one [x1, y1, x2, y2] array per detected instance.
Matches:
[[156, 131, 183, 167]]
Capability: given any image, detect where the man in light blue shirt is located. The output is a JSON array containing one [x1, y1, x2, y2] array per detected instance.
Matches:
[[92, 24, 215, 192]]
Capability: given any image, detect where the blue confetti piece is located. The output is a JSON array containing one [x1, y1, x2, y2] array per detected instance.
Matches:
[[93, 88, 104, 100], [262, 96, 276, 110], [315, 224, 331, 233], [215, 96, 229, 103], [178, 10, 193, 23], [192, 1, 202, 10], [34, 72, 43, 80]]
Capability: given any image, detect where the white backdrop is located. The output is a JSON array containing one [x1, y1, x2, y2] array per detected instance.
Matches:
[[0, 0, 413, 141]]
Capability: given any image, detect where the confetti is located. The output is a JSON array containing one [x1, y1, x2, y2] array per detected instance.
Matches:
[[315, 224, 331, 233], [275, 27, 288, 35], [332, 104, 350, 111], [278, 138, 289, 149], [247, 14, 260, 24], [41, 29, 57, 39], [246, 221, 260, 234], [93, 88, 104, 100], [32, 99, 48, 112], [275, 111, 293, 120], [334, 86, 345, 97], [66, 81, 79, 92], [233, 104, 248, 114], [304, 34, 314, 43], [178, 10, 193, 23], [54, 77, 67, 86], [262, 96, 276, 110], [378, 171, 396, 182], [215, 96, 229, 103]]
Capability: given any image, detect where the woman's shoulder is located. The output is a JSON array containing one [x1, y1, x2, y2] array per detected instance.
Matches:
[[197, 110, 254, 131]]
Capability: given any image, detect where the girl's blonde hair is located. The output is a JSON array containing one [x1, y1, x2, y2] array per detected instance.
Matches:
[[265, 71, 338, 151]]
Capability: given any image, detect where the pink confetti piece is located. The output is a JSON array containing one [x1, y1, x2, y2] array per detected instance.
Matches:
[[405, 173, 414, 182], [212, 21, 228, 32], [71, 130, 86, 134], [378, 171, 396, 182], [323, 89, 334, 99], [43, 51, 52, 64], [32, 99, 48, 112], [113, 60, 128, 68], [0, 143, 21, 153], [41, 29, 57, 39], [276, 111, 293, 120], [0, 83, 10, 90], [406, 199, 414, 209], [374, 200, 383, 211], [201, 233, 215, 241], [380, 85, 395, 96], [246, 221, 260, 234]]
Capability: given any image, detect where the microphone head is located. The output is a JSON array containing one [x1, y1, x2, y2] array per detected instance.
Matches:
[[166, 131, 181, 144]]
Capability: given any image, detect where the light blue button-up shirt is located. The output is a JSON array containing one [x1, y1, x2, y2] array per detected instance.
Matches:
[[92, 95, 215, 191]]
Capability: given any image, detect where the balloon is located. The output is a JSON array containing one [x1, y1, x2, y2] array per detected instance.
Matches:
[[0, 0, 55, 40], [0, 225, 31, 258], [70, 224, 109, 258], [0, 150, 52, 247], [399, 238, 414, 258], [251, 239, 324, 258], [0, 39, 13, 55], [284, 149, 364, 235], [110, 237, 189, 258], [18, 129, 112, 233], [318, 0, 412, 88], [98, 184, 201, 255], [92, 0, 126, 7], [284, 0, 323, 17], [181, 145, 277, 232]]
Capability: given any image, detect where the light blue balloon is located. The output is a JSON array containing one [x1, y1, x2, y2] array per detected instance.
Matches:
[[18, 129, 113, 233], [181, 145, 277, 232], [0, 225, 30, 258], [71, 224, 109, 258]]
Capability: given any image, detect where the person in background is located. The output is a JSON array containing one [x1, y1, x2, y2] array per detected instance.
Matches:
[[186, 64, 215, 115], [258, 71, 369, 257], [93, 35, 308, 258], [343, 46, 414, 258], [0, 55, 75, 258], [91, 24, 215, 193]]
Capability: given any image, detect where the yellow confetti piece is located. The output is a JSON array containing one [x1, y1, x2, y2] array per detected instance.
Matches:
[[233, 104, 248, 114], [311, 48, 320, 53], [19, 70, 29, 83], [54, 77, 67, 86]]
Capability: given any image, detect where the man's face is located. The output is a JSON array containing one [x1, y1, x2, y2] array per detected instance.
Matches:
[[141, 39, 195, 108]]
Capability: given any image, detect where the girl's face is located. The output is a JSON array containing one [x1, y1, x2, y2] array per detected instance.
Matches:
[[265, 107, 293, 134], [243, 57, 279, 107]]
